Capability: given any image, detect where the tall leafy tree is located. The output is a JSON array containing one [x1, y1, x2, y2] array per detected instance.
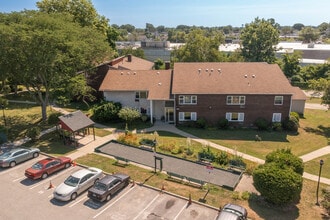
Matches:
[[37, 0, 119, 49], [299, 26, 320, 43], [171, 28, 224, 62], [0, 11, 113, 121], [280, 51, 302, 78], [240, 17, 280, 63]]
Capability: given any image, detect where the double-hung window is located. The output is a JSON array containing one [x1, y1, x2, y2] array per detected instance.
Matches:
[[274, 96, 283, 105], [179, 112, 197, 121], [226, 96, 245, 105], [226, 112, 244, 122], [135, 91, 148, 102], [179, 95, 197, 105]]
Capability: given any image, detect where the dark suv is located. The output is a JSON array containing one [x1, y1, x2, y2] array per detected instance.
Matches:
[[216, 203, 247, 220], [88, 173, 130, 202]]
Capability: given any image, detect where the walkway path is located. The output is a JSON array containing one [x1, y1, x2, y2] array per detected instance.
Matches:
[[141, 121, 330, 185], [5, 104, 329, 186]]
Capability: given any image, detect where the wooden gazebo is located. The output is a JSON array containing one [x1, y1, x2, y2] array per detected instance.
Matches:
[[58, 110, 95, 147]]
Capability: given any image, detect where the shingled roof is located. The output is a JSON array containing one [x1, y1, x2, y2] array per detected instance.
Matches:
[[110, 55, 154, 70], [59, 110, 94, 132], [99, 70, 173, 100], [172, 62, 294, 95]]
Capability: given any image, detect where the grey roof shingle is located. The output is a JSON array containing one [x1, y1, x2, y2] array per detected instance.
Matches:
[[59, 110, 94, 132]]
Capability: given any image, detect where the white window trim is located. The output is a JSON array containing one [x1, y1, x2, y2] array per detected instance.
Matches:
[[226, 96, 246, 105], [179, 112, 197, 121], [272, 113, 282, 122], [179, 95, 197, 105], [226, 112, 245, 122], [274, 96, 283, 105]]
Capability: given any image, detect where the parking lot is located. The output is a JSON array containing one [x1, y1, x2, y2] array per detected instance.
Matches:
[[0, 155, 219, 220]]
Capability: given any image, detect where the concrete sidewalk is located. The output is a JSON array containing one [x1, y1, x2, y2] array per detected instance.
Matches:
[[23, 109, 330, 186]]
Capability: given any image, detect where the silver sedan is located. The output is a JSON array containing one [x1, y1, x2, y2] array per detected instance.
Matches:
[[0, 147, 40, 168], [53, 167, 103, 201]]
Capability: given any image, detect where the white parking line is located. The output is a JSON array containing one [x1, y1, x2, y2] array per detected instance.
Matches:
[[13, 176, 26, 182], [93, 185, 136, 219], [173, 202, 189, 220], [132, 193, 161, 220], [29, 166, 75, 190], [69, 195, 88, 207]]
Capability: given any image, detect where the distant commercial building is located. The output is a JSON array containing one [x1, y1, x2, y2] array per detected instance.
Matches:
[[219, 42, 330, 65]]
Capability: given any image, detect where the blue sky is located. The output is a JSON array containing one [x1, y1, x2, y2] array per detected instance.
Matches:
[[0, 0, 329, 28]]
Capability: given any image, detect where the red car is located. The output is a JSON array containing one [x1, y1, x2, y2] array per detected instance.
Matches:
[[25, 157, 72, 180]]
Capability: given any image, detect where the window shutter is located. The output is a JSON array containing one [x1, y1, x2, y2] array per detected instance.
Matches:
[[238, 113, 244, 121], [191, 112, 197, 121], [179, 112, 184, 121]]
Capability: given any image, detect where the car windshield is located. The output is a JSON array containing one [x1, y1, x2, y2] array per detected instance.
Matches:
[[93, 182, 107, 191], [31, 162, 43, 170], [64, 175, 80, 187], [224, 208, 243, 217], [0, 152, 12, 159]]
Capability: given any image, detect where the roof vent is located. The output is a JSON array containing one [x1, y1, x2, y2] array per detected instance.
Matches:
[[210, 68, 214, 72], [252, 74, 256, 78], [120, 72, 123, 75], [158, 82, 162, 86], [218, 68, 221, 73], [205, 68, 208, 72], [133, 72, 136, 75], [127, 72, 130, 75], [244, 74, 248, 78], [198, 69, 202, 74], [157, 71, 160, 75]]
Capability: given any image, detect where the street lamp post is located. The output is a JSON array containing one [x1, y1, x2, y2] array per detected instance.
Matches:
[[316, 159, 324, 206], [1, 104, 6, 126]]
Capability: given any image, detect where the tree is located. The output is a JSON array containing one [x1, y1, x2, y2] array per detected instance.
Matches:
[[240, 17, 280, 63], [321, 83, 330, 110], [293, 23, 304, 31], [253, 163, 303, 205], [0, 11, 113, 121], [265, 148, 304, 175], [37, 0, 119, 49], [171, 28, 224, 62], [299, 26, 320, 43], [154, 58, 164, 70], [118, 107, 141, 132], [253, 149, 303, 205], [280, 51, 302, 78]]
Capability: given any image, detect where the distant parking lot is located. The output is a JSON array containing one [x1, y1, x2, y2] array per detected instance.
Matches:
[[0, 155, 219, 220]]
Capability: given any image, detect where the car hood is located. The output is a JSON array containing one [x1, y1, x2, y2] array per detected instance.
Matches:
[[55, 183, 76, 195]]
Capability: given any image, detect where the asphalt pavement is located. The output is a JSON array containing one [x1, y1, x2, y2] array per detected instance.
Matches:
[[96, 140, 242, 189]]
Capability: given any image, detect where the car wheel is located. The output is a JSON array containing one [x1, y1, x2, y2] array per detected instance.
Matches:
[[71, 192, 77, 200], [41, 173, 48, 179], [64, 163, 71, 168], [9, 161, 16, 168], [106, 194, 111, 201], [33, 152, 39, 158]]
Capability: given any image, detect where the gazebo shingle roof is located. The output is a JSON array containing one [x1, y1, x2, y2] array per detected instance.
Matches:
[[59, 110, 94, 132]]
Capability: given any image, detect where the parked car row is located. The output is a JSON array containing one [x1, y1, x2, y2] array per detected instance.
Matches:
[[0, 147, 246, 218], [0, 147, 131, 204]]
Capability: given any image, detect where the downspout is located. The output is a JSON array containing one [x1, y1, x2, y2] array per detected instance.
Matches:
[[289, 94, 292, 116], [150, 99, 153, 124]]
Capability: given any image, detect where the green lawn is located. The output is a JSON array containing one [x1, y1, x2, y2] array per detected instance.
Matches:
[[179, 109, 329, 160], [304, 154, 330, 178]]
